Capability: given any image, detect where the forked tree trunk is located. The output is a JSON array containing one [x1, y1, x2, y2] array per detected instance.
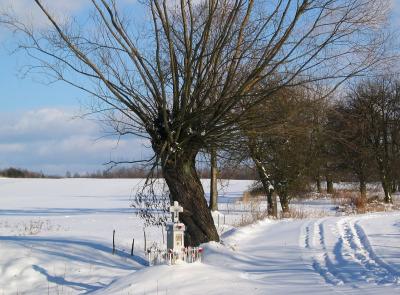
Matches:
[[247, 142, 277, 217], [254, 162, 277, 217], [162, 151, 220, 246], [209, 149, 218, 211]]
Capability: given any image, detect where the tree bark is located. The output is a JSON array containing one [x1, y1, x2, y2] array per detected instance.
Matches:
[[391, 180, 398, 194], [267, 191, 278, 218], [326, 176, 334, 194], [279, 192, 289, 214], [253, 161, 277, 217], [381, 177, 393, 204], [209, 149, 218, 212], [358, 171, 367, 200], [360, 179, 367, 200], [162, 151, 220, 246], [316, 176, 322, 193], [271, 193, 278, 218], [376, 159, 393, 204]]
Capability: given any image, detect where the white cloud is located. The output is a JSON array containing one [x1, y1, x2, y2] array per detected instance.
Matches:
[[0, 107, 152, 175], [0, 0, 89, 29], [0, 143, 25, 153], [0, 108, 98, 141]]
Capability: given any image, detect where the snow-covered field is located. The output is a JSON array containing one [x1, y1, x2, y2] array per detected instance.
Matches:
[[0, 178, 399, 294]]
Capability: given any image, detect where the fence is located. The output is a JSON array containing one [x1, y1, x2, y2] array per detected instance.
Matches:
[[147, 246, 203, 266]]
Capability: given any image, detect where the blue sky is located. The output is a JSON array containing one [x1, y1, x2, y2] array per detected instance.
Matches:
[[0, 0, 399, 175], [0, 0, 151, 175]]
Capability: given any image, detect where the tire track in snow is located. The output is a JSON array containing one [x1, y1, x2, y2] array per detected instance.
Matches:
[[354, 222, 400, 279], [302, 219, 345, 286], [336, 218, 400, 285]]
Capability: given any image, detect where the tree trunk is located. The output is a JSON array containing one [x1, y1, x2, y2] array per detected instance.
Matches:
[[253, 161, 277, 217], [271, 193, 278, 218], [209, 149, 218, 212], [279, 192, 289, 214], [316, 176, 322, 193], [326, 176, 334, 194], [381, 177, 393, 204], [359, 172, 367, 200], [162, 151, 220, 246], [391, 180, 397, 194], [267, 190, 278, 218], [360, 180, 367, 200]]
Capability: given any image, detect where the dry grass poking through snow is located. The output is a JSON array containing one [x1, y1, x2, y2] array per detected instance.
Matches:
[[279, 208, 331, 219], [0, 219, 63, 235], [232, 192, 269, 226], [236, 185, 400, 228], [332, 189, 400, 214], [234, 191, 332, 227]]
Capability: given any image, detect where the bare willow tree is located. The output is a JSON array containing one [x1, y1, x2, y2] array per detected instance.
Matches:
[[1, 0, 390, 245]]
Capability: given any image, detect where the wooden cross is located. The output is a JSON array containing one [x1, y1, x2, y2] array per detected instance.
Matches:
[[170, 201, 183, 223]]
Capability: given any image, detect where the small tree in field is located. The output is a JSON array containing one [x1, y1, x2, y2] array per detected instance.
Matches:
[[1, 0, 390, 245]]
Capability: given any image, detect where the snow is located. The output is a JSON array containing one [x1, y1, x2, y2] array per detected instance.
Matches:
[[1, 178, 400, 294]]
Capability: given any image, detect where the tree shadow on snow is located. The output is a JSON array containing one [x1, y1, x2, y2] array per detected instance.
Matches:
[[0, 235, 148, 269], [0, 236, 148, 293], [32, 264, 107, 294]]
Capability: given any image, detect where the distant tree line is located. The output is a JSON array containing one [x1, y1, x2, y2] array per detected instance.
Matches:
[[67, 165, 256, 180], [0, 167, 45, 178]]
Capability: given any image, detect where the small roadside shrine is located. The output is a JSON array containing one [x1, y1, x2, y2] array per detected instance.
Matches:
[[146, 201, 203, 266], [166, 201, 185, 252]]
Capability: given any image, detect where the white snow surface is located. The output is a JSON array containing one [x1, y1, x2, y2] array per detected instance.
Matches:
[[0, 178, 399, 294]]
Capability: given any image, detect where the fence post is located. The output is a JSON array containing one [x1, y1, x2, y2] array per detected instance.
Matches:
[[112, 230, 115, 255], [131, 238, 135, 256], [143, 228, 147, 252]]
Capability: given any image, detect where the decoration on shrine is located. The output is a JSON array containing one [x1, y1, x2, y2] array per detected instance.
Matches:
[[146, 201, 203, 266]]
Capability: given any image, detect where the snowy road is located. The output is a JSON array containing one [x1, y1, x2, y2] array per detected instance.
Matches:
[[0, 179, 399, 294], [101, 213, 400, 294]]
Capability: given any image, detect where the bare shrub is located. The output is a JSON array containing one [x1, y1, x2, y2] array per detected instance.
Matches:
[[234, 215, 255, 227], [247, 184, 266, 198], [280, 208, 330, 219], [18, 219, 54, 235], [234, 197, 269, 227], [240, 188, 266, 203], [333, 189, 400, 214], [332, 189, 359, 204]]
